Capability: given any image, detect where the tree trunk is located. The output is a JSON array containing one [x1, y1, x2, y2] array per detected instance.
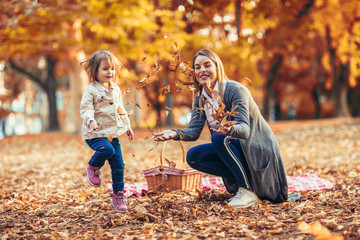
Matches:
[[153, 103, 162, 127], [347, 84, 360, 117], [333, 63, 350, 117], [8, 58, 60, 131], [262, 55, 283, 120], [235, 0, 242, 40], [273, 91, 283, 120], [312, 87, 321, 119], [326, 26, 350, 117], [65, 20, 88, 133], [164, 68, 174, 126], [66, 56, 88, 133], [44, 56, 59, 131]]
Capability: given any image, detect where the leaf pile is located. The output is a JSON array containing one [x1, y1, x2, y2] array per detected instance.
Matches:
[[1, 118, 360, 239]]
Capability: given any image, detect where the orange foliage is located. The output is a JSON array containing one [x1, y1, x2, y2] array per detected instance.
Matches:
[[298, 221, 344, 240]]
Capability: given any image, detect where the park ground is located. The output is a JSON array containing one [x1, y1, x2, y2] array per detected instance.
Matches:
[[1, 118, 360, 239]]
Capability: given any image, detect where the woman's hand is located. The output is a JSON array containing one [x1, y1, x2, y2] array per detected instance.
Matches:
[[127, 129, 134, 141], [210, 126, 231, 135], [210, 121, 236, 135], [153, 130, 177, 142]]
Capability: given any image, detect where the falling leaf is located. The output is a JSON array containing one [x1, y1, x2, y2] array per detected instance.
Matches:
[[178, 79, 195, 85], [148, 141, 159, 152], [135, 103, 142, 109], [161, 85, 170, 95], [136, 64, 162, 89], [123, 88, 130, 95], [128, 109, 134, 116], [147, 126, 154, 135]]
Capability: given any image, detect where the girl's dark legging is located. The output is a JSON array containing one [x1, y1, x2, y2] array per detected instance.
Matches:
[[85, 137, 125, 194]]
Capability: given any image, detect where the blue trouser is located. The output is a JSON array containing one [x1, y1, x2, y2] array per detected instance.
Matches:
[[85, 137, 124, 194], [186, 132, 251, 189]]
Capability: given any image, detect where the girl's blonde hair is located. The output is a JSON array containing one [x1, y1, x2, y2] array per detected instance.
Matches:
[[81, 50, 123, 83], [192, 48, 229, 98]]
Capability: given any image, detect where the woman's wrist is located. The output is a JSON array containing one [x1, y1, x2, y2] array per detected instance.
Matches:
[[170, 129, 179, 139]]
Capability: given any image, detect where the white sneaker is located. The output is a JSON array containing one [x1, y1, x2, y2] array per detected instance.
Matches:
[[228, 188, 259, 208]]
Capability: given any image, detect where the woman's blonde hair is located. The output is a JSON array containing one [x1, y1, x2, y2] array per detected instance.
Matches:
[[81, 50, 122, 83], [192, 49, 228, 98]]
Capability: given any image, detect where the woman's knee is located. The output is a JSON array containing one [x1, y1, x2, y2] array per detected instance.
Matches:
[[186, 147, 199, 166], [211, 132, 226, 149]]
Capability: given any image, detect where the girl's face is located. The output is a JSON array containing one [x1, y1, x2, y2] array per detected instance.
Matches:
[[194, 55, 217, 88], [97, 60, 116, 86]]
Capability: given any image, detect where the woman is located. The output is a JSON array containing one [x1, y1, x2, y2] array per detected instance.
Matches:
[[154, 49, 288, 208]]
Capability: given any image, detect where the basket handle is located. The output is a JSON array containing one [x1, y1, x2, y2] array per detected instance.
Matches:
[[160, 141, 185, 167]]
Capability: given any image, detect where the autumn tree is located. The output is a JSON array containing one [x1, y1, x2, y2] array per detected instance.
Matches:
[[243, 0, 324, 119], [1, 0, 191, 130], [312, 0, 360, 117], [247, 0, 360, 119], [0, 0, 88, 131]]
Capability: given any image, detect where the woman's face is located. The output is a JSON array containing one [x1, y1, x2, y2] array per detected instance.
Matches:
[[194, 55, 217, 88]]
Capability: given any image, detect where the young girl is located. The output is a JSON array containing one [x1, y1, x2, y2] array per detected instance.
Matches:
[[154, 49, 288, 208], [80, 50, 134, 212]]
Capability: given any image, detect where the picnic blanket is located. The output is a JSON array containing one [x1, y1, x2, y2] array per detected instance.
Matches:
[[105, 173, 335, 198]]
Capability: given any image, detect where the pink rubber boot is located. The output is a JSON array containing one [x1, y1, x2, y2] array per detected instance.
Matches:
[[85, 165, 101, 187], [111, 191, 127, 212]]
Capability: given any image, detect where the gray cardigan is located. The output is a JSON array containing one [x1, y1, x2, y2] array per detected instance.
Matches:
[[173, 80, 288, 203]]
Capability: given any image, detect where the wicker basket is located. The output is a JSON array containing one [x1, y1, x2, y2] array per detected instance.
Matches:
[[143, 141, 202, 192]]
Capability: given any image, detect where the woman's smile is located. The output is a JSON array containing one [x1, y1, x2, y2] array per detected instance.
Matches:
[[194, 55, 217, 87]]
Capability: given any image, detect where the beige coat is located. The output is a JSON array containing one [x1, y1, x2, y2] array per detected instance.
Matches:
[[80, 81, 131, 140]]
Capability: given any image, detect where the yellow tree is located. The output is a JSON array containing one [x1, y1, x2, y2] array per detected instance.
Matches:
[[243, 0, 328, 120], [133, 0, 268, 126], [0, 0, 88, 131], [0, 0, 192, 130], [313, 0, 360, 117]]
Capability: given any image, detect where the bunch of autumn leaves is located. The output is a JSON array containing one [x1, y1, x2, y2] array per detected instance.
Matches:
[[135, 42, 238, 129]]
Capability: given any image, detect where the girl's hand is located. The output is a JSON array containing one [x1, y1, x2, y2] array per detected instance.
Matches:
[[88, 120, 99, 135], [127, 129, 134, 141], [153, 130, 177, 142]]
